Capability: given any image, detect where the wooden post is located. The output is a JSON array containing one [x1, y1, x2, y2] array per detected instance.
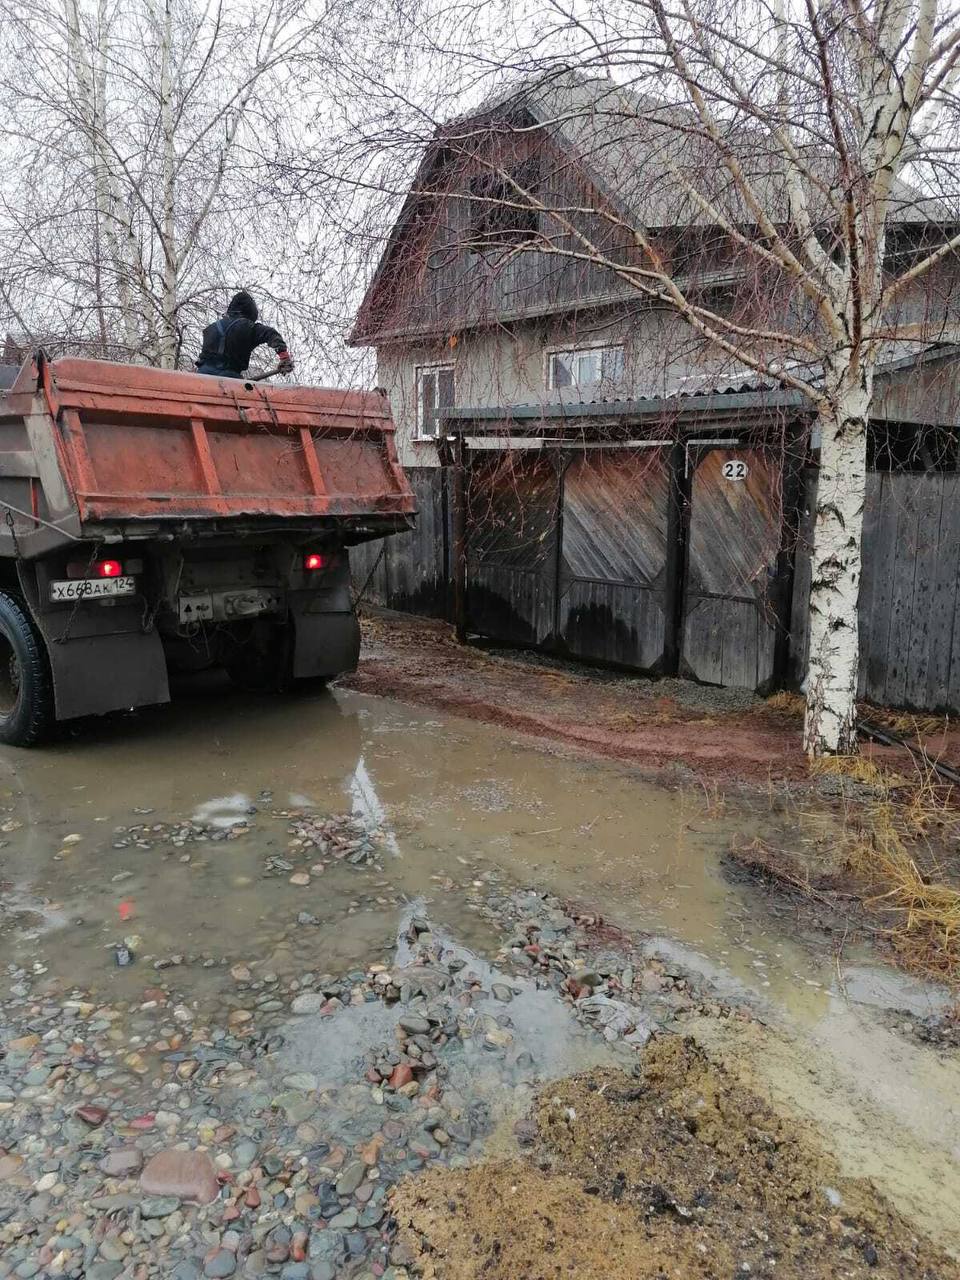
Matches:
[[772, 415, 808, 689], [452, 433, 468, 643], [550, 450, 570, 651], [662, 438, 690, 676]]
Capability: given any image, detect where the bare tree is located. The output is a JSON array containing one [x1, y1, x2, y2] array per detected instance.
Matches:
[[0, 0, 345, 373], [324, 0, 960, 754]]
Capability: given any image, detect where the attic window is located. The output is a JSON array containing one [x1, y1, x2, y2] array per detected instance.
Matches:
[[468, 162, 540, 250]]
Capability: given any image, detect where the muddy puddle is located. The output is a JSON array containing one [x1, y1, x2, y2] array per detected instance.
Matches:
[[0, 680, 958, 1260], [0, 682, 823, 1001], [0, 681, 768, 1002]]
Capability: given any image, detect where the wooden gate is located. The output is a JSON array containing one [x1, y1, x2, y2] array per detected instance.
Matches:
[[559, 446, 670, 670], [466, 451, 560, 646], [681, 444, 784, 690], [460, 437, 791, 691]]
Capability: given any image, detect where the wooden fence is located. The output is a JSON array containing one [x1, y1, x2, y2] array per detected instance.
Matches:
[[858, 472, 960, 710], [351, 463, 960, 715], [351, 468, 451, 618]]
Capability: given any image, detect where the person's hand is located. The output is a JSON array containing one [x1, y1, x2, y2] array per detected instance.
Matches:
[[277, 350, 294, 375]]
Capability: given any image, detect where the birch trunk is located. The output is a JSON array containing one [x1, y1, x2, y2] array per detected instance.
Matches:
[[157, 0, 178, 369], [65, 0, 139, 356], [802, 365, 871, 755]]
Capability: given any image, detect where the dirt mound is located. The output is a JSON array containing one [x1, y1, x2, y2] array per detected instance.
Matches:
[[390, 1160, 701, 1279], [390, 1037, 958, 1279]]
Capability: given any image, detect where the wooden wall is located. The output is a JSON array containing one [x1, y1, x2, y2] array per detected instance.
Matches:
[[778, 469, 960, 712], [857, 472, 960, 710], [359, 127, 639, 341], [351, 468, 450, 619], [354, 462, 960, 715]]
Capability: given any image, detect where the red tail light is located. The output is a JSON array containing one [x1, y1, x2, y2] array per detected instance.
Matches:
[[96, 560, 123, 578], [304, 552, 327, 571]]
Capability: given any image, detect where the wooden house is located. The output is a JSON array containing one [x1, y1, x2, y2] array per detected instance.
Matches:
[[350, 71, 960, 711]]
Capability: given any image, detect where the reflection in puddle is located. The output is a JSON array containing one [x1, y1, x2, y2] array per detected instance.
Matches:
[[348, 755, 400, 856], [191, 792, 253, 828]]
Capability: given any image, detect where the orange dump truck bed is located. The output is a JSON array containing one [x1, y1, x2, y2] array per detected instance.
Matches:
[[0, 353, 415, 552], [0, 354, 416, 744]]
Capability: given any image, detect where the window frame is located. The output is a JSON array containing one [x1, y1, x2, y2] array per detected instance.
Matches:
[[414, 362, 456, 440], [545, 342, 626, 393]]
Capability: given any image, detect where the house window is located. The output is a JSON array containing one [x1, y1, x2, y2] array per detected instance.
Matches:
[[548, 344, 625, 392], [416, 364, 455, 439]]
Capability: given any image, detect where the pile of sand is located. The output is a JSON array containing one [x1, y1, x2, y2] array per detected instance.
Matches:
[[390, 1037, 957, 1279]]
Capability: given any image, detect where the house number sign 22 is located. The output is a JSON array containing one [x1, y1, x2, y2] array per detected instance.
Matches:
[[721, 459, 748, 481]]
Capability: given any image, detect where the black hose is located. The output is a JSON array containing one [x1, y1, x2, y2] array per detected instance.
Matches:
[[857, 717, 960, 786]]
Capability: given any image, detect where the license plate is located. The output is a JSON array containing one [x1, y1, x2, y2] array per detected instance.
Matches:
[[50, 577, 136, 602]]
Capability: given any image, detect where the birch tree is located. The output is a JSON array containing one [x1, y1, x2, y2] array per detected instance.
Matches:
[[0, 0, 340, 371], [328, 0, 960, 754]]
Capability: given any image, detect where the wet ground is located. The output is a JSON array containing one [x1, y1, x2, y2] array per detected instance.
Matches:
[[0, 679, 958, 1276]]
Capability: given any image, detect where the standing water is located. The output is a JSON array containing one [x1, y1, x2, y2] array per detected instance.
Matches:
[[0, 680, 957, 1262]]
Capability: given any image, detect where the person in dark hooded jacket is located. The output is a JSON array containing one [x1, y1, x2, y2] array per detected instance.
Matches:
[[195, 291, 294, 378]]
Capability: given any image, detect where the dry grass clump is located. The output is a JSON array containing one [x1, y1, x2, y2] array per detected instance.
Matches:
[[865, 707, 950, 738], [757, 690, 806, 718], [735, 753, 960, 983], [809, 753, 892, 787], [757, 693, 949, 745], [845, 768, 960, 982]]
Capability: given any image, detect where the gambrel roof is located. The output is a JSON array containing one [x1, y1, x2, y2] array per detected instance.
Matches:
[[351, 69, 955, 346]]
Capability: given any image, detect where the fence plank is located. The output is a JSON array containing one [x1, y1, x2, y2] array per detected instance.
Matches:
[[905, 474, 944, 709], [788, 469, 817, 684], [681, 596, 724, 684], [861, 475, 897, 704], [883, 477, 923, 708], [924, 476, 960, 710], [350, 539, 388, 607]]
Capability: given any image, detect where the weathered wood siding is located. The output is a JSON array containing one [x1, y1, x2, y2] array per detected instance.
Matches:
[[789, 470, 960, 712], [466, 452, 560, 645], [362, 129, 639, 341], [350, 468, 449, 618], [355, 460, 960, 715], [682, 446, 783, 690], [857, 472, 960, 711], [786, 468, 817, 684], [559, 448, 669, 670]]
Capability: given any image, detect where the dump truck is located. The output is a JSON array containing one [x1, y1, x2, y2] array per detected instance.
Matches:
[[0, 352, 414, 746]]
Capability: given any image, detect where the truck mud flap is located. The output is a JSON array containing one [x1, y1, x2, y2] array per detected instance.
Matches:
[[17, 565, 169, 721], [44, 630, 170, 721], [288, 585, 360, 678]]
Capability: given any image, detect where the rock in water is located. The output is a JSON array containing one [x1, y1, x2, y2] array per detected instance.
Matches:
[[76, 1104, 109, 1127], [290, 993, 324, 1015], [335, 1160, 366, 1196], [140, 1195, 181, 1218], [100, 1149, 144, 1177], [141, 1149, 220, 1205]]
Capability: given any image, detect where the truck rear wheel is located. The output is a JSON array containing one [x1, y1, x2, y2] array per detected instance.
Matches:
[[0, 592, 54, 746]]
